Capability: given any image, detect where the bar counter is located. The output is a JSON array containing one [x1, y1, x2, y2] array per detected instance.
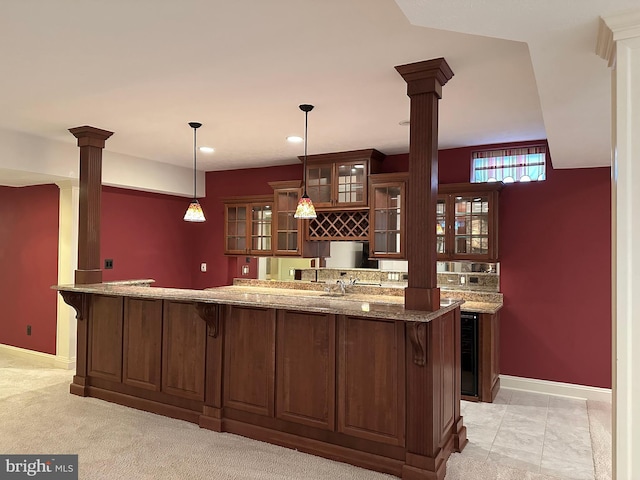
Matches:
[[56, 281, 467, 480]]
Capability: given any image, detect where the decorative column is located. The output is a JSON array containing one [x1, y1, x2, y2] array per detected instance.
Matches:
[[597, 10, 640, 479], [395, 58, 454, 311], [68, 126, 113, 285]]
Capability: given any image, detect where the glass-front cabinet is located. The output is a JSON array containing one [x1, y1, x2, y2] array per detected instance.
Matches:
[[303, 149, 385, 209], [369, 172, 407, 258], [268, 180, 303, 256], [223, 195, 273, 256], [437, 183, 502, 262]]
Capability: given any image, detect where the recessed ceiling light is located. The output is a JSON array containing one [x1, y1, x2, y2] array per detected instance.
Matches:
[[199, 146, 215, 153], [287, 136, 303, 143], [399, 120, 410, 126]]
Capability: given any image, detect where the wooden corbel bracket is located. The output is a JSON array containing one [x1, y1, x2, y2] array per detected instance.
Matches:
[[195, 303, 219, 338], [408, 321, 427, 366]]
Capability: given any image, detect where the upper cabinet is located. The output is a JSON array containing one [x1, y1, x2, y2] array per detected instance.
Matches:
[[269, 180, 303, 256], [303, 149, 385, 210], [369, 172, 408, 259], [436, 183, 502, 262], [223, 195, 273, 256]]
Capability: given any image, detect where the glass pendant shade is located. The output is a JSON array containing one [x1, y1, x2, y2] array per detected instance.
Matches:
[[294, 104, 317, 219], [294, 193, 317, 219], [184, 199, 206, 222], [184, 121, 206, 222]]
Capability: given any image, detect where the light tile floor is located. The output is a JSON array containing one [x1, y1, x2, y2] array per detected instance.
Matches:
[[461, 389, 596, 479]]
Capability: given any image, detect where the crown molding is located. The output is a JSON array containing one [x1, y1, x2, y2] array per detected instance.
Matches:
[[598, 8, 640, 68]]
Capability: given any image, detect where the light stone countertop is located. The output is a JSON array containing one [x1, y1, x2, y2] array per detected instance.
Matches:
[[54, 281, 463, 323]]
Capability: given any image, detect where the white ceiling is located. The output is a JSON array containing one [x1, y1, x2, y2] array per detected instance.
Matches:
[[0, 0, 634, 187]]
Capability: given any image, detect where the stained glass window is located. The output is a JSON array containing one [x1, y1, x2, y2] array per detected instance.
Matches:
[[472, 145, 546, 183]]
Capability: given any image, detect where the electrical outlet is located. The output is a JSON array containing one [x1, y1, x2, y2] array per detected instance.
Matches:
[[200, 263, 207, 272], [26, 325, 31, 336], [104, 259, 114, 269]]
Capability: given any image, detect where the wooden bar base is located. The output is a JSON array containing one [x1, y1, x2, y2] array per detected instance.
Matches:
[[58, 289, 464, 480]]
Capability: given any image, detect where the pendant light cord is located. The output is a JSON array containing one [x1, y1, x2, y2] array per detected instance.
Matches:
[[188, 122, 202, 200], [193, 126, 197, 199], [303, 109, 308, 196]]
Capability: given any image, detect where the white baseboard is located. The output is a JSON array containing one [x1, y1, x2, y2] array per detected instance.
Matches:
[[0, 344, 75, 370], [500, 374, 611, 403]]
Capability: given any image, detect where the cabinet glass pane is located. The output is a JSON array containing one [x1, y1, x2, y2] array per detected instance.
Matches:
[[374, 232, 387, 252], [307, 166, 332, 204], [375, 209, 388, 230]]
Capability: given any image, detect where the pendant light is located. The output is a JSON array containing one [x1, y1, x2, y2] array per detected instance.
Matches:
[[294, 104, 317, 219], [183, 121, 206, 222]]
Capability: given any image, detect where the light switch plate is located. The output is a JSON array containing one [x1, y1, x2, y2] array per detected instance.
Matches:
[[200, 263, 207, 272]]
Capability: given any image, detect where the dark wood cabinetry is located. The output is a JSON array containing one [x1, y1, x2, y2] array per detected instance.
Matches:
[[303, 149, 385, 209], [369, 172, 407, 258], [223, 195, 273, 256], [63, 287, 466, 480], [437, 183, 502, 262]]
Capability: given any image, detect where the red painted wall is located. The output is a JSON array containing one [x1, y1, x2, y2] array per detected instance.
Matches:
[[101, 186, 196, 288], [0, 185, 59, 354], [434, 143, 612, 388]]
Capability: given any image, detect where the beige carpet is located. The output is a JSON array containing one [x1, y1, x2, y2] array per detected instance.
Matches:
[[0, 353, 611, 480]]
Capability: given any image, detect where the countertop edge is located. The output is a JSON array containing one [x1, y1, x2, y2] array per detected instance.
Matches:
[[54, 283, 464, 323]]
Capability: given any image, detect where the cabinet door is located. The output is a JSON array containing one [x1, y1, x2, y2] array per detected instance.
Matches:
[[436, 184, 500, 262], [123, 298, 162, 391], [370, 181, 405, 258], [223, 305, 275, 417], [306, 164, 333, 208], [335, 161, 368, 207], [225, 204, 248, 255], [162, 301, 206, 401], [452, 194, 491, 260], [273, 189, 301, 255], [249, 203, 273, 255]]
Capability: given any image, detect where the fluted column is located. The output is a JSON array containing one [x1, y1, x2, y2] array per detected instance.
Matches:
[[68, 126, 113, 285], [395, 58, 454, 311]]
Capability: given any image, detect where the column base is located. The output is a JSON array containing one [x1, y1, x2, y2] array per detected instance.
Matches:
[[74, 269, 102, 284], [405, 287, 440, 312]]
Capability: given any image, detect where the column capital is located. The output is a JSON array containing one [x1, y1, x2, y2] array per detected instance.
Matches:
[[395, 57, 454, 97], [68, 125, 114, 149], [597, 9, 640, 67]]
